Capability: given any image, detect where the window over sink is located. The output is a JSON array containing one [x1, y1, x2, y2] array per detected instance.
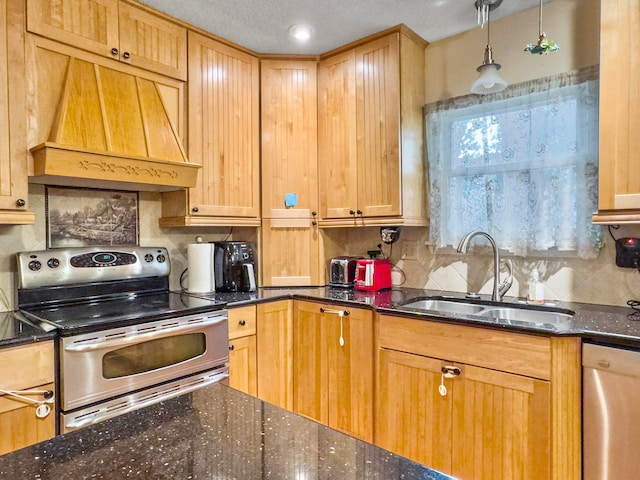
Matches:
[[425, 66, 602, 258]]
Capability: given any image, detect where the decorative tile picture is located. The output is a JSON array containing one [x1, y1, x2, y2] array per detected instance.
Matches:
[[46, 186, 139, 248]]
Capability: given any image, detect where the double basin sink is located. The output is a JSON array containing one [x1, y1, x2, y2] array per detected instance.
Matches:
[[397, 297, 574, 328]]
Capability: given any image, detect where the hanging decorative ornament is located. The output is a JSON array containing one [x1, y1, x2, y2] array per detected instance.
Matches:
[[525, 0, 560, 54]]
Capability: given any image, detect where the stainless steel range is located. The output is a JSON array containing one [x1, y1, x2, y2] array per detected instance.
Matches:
[[16, 246, 229, 434]]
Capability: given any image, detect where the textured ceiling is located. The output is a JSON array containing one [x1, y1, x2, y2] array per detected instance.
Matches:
[[138, 0, 550, 54]]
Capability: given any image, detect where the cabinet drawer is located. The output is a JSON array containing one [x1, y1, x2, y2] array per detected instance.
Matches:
[[0, 342, 54, 391], [379, 315, 551, 380], [228, 305, 257, 339]]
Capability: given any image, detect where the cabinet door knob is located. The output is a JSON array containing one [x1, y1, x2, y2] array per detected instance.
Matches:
[[312, 221, 317, 226], [239, 320, 246, 326], [15, 198, 26, 207], [356, 209, 363, 215], [192, 207, 199, 213], [122, 51, 131, 60], [229, 344, 235, 351], [312, 211, 317, 216], [111, 47, 119, 56], [349, 210, 355, 215]]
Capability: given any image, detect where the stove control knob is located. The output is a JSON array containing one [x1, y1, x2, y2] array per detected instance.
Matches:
[[47, 258, 60, 269], [144, 254, 154, 263], [28, 260, 42, 272], [156, 254, 166, 263]]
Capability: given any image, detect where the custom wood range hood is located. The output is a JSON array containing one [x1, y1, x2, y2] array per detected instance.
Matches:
[[29, 57, 199, 192]]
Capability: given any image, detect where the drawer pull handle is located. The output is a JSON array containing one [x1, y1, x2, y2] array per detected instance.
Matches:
[[239, 320, 246, 326]]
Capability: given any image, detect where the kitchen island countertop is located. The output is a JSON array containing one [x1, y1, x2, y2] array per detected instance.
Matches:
[[0, 382, 453, 480]]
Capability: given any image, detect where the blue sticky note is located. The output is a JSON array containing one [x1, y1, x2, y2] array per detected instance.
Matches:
[[285, 193, 298, 207]]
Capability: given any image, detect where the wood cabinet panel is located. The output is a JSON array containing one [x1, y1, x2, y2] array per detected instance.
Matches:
[[379, 314, 551, 380], [0, 0, 33, 221], [293, 301, 374, 442], [27, 0, 187, 80], [27, 0, 119, 58], [260, 60, 323, 286], [0, 342, 55, 455], [261, 59, 317, 217], [161, 31, 259, 225], [593, 0, 640, 223], [256, 300, 293, 409], [376, 349, 453, 472], [451, 365, 550, 480], [377, 315, 581, 480], [228, 306, 257, 396], [118, 2, 187, 79], [228, 335, 257, 397], [355, 34, 400, 218], [228, 305, 257, 340], [318, 50, 358, 219], [261, 218, 322, 286], [317, 28, 427, 226]]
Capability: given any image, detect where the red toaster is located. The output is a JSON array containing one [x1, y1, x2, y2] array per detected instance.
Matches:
[[354, 258, 392, 292]]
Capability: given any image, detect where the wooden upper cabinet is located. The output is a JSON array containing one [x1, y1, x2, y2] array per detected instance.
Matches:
[[593, 0, 640, 224], [355, 35, 401, 219], [318, 29, 428, 227], [160, 32, 260, 226], [260, 59, 323, 286], [318, 50, 358, 219], [26, 0, 187, 80], [0, 0, 33, 222], [261, 59, 318, 219]]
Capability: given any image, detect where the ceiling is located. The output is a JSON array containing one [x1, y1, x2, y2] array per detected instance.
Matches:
[[138, 0, 549, 55]]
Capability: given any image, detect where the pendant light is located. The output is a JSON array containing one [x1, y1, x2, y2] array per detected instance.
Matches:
[[524, 0, 560, 54], [470, 0, 507, 95]]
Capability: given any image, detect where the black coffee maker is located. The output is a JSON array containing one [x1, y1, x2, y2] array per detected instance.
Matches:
[[213, 241, 257, 292]]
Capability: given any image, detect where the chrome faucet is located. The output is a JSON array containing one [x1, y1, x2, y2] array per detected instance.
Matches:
[[456, 231, 513, 302]]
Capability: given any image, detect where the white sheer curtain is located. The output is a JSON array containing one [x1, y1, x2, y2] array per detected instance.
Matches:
[[426, 66, 603, 259]]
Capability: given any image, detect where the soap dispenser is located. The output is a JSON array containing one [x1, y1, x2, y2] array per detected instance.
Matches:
[[527, 268, 545, 304]]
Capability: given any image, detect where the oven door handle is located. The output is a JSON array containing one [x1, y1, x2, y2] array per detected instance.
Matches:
[[64, 370, 229, 431], [64, 314, 226, 352]]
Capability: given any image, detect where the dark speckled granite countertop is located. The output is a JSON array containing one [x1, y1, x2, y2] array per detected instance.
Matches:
[[190, 286, 640, 347], [0, 311, 55, 348], [4, 286, 640, 348], [0, 383, 454, 480]]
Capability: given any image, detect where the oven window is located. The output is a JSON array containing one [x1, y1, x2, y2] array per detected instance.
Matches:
[[102, 333, 206, 378]]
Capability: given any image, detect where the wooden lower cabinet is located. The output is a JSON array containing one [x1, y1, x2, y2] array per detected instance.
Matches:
[[378, 348, 550, 479], [293, 300, 374, 442], [0, 341, 55, 455], [256, 300, 293, 410], [376, 314, 581, 480], [228, 306, 257, 396]]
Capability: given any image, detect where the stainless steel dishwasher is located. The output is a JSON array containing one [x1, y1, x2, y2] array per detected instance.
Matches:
[[583, 343, 640, 480]]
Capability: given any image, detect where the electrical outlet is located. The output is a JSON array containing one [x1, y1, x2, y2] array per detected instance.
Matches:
[[401, 240, 418, 260]]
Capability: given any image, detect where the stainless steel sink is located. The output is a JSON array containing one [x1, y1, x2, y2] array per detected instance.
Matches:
[[480, 307, 573, 325], [399, 299, 486, 315], [398, 297, 574, 327]]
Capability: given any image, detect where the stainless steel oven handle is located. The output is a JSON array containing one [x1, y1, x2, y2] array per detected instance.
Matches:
[[64, 371, 229, 430], [64, 314, 226, 352]]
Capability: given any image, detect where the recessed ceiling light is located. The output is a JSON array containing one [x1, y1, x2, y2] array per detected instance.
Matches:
[[289, 24, 312, 42]]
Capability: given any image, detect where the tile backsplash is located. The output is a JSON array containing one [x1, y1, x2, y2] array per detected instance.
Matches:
[[2, 185, 638, 311]]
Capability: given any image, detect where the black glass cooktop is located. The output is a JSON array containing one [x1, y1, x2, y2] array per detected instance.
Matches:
[[20, 291, 226, 335]]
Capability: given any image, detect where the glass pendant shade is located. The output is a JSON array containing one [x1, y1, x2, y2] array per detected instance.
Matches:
[[470, 45, 507, 95]]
